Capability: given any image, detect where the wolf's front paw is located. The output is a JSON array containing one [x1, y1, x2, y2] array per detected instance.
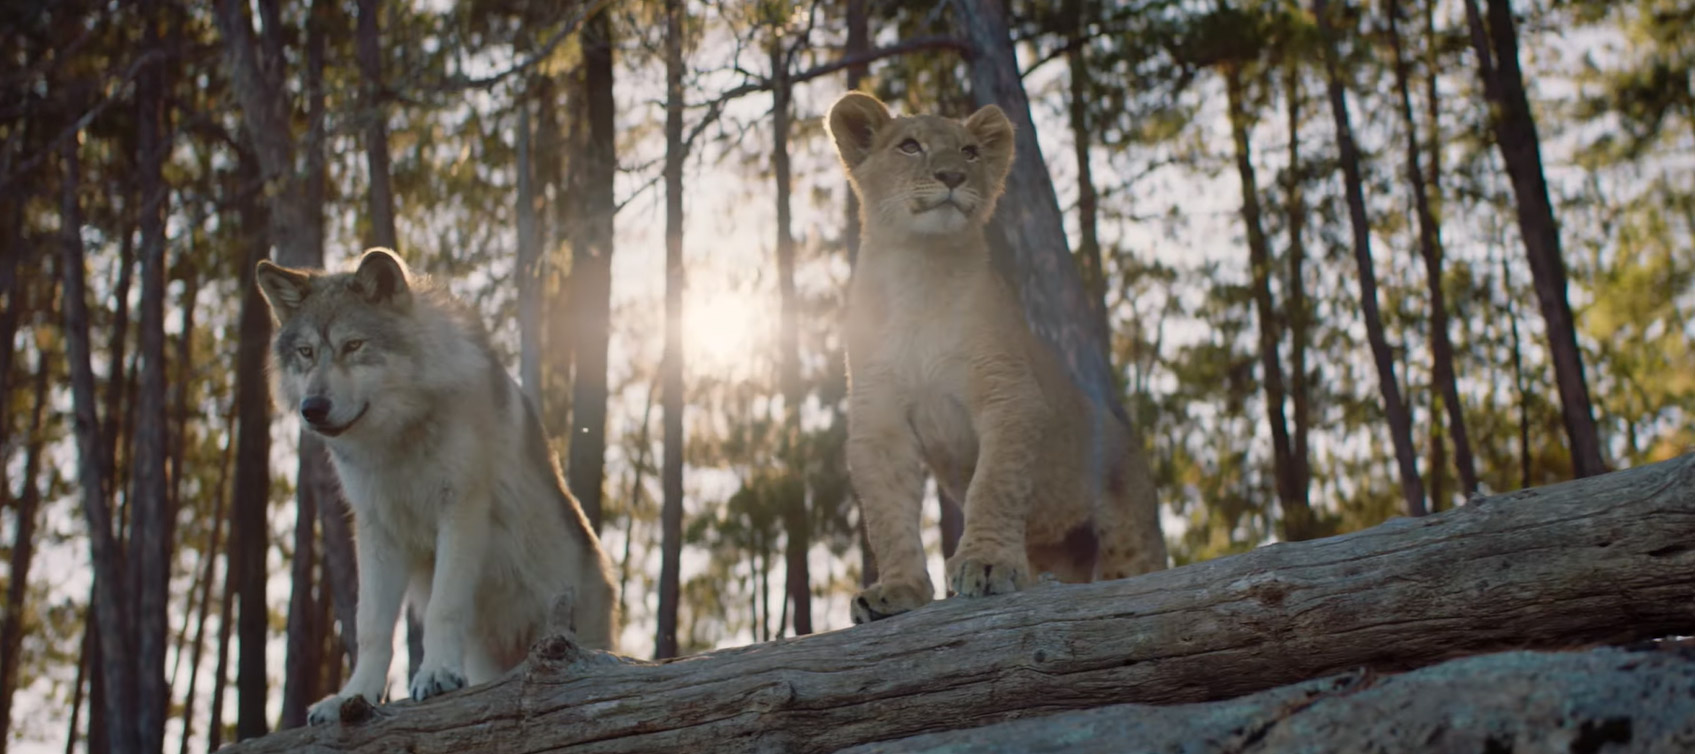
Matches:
[[851, 579, 934, 624], [409, 664, 466, 701], [947, 548, 1030, 598], [307, 692, 369, 726]]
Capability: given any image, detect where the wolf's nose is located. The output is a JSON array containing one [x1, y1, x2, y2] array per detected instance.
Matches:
[[301, 397, 332, 425], [934, 170, 966, 189]]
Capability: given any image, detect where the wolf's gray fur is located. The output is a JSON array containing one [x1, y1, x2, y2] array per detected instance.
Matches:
[[256, 249, 616, 724]]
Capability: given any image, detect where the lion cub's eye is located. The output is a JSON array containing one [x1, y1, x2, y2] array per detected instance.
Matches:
[[898, 138, 922, 155], [296, 345, 314, 360], [963, 145, 980, 161], [342, 339, 366, 355]]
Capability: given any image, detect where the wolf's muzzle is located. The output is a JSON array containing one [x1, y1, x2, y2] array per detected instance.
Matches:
[[301, 396, 333, 425]]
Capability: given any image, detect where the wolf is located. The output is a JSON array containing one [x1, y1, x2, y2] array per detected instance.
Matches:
[[256, 248, 617, 725]]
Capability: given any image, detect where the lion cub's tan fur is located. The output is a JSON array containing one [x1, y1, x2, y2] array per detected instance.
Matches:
[[828, 92, 1167, 623]]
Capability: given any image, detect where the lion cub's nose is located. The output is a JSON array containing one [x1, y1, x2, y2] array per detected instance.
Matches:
[[934, 170, 966, 189], [301, 396, 333, 425]]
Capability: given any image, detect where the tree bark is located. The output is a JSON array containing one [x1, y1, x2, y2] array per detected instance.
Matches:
[[1281, 60, 1316, 537], [1223, 62, 1304, 537], [656, 0, 685, 661], [840, 646, 1695, 753], [178, 412, 233, 754], [771, 36, 811, 638], [60, 134, 140, 754], [959, 0, 1165, 566], [1313, 0, 1427, 517], [219, 453, 1695, 754], [1462, 0, 1606, 479], [1387, 0, 1479, 500], [280, 446, 321, 730], [131, 2, 174, 742], [1066, 0, 1107, 333], [516, 92, 544, 406], [962, 0, 1113, 394], [280, 0, 332, 729], [566, 7, 617, 533], [0, 347, 51, 751], [228, 147, 274, 741], [356, 0, 397, 253]]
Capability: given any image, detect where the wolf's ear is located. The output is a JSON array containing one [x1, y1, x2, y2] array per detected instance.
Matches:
[[255, 260, 313, 322], [828, 92, 892, 170], [964, 104, 1016, 183], [350, 248, 412, 308]]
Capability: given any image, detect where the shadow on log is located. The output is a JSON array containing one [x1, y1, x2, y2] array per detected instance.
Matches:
[[220, 454, 1695, 754]]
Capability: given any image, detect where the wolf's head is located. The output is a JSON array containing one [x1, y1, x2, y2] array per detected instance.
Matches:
[[255, 248, 421, 441]]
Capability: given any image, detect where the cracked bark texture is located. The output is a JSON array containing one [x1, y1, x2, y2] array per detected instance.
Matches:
[[219, 454, 1695, 754]]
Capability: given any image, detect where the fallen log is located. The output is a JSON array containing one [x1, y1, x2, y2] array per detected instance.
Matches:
[[222, 454, 1695, 754], [841, 643, 1695, 753]]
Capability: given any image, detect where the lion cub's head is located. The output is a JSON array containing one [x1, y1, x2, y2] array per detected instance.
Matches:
[[827, 92, 1015, 237]]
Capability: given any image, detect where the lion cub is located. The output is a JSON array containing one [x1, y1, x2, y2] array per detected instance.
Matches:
[[827, 92, 1167, 623]]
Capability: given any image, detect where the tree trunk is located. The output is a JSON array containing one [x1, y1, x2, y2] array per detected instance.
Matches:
[[280, 448, 321, 730], [1066, 0, 1107, 332], [131, 3, 175, 747], [958, 0, 1165, 565], [228, 149, 274, 741], [356, 0, 397, 253], [1502, 255, 1534, 490], [64, 614, 89, 754], [938, 486, 963, 560], [178, 414, 234, 754], [1462, 0, 1606, 478], [60, 135, 140, 754], [207, 546, 238, 752], [771, 37, 811, 638], [1314, 0, 1427, 517], [0, 348, 51, 750], [100, 231, 134, 496], [840, 646, 1695, 753], [1387, 0, 1478, 501], [566, 7, 617, 533], [221, 453, 1695, 753], [963, 0, 1113, 392], [1223, 63, 1304, 538], [1282, 60, 1315, 533], [516, 92, 544, 406], [656, 0, 685, 661], [279, 0, 332, 730]]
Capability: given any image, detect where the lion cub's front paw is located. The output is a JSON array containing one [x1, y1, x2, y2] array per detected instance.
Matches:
[[307, 692, 368, 726], [409, 663, 466, 702], [946, 549, 1030, 598], [851, 579, 934, 624]]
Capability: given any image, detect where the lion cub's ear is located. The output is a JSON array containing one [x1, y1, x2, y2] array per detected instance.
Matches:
[[828, 92, 893, 170], [255, 260, 315, 323], [964, 104, 1016, 182]]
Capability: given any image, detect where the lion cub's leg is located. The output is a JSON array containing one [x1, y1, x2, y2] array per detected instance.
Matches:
[[947, 402, 1045, 598], [848, 394, 933, 623], [1094, 438, 1170, 580]]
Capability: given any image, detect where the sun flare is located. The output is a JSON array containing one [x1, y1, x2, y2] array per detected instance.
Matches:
[[684, 286, 768, 369]]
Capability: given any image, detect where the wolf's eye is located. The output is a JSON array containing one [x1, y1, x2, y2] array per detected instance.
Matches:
[[898, 138, 922, 155], [963, 145, 980, 161], [296, 345, 314, 360], [342, 339, 365, 355]]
